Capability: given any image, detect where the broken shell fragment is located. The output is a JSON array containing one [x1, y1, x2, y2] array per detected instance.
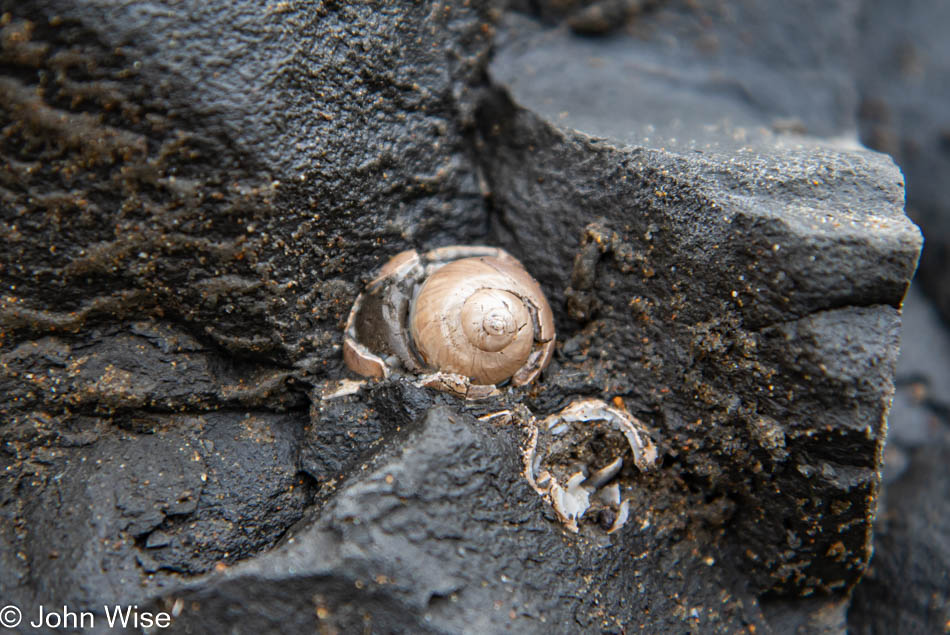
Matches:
[[319, 378, 366, 401], [585, 456, 623, 490], [609, 499, 630, 534], [343, 246, 556, 398], [523, 398, 658, 533]]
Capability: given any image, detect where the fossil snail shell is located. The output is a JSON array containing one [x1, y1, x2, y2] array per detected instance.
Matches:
[[412, 256, 548, 385], [343, 246, 555, 396]]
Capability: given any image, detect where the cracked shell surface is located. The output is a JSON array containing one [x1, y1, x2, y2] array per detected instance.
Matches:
[[412, 256, 545, 385], [344, 246, 555, 394]]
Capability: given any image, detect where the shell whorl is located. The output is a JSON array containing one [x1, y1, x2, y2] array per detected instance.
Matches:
[[460, 288, 528, 352], [410, 256, 546, 386]]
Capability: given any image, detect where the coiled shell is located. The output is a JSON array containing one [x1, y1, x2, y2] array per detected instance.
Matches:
[[343, 246, 555, 397]]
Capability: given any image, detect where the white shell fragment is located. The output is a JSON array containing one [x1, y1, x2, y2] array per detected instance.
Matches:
[[597, 483, 622, 507], [477, 410, 513, 425], [319, 378, 366, 401], [551, 472, 592, 527], [415, 372, 501, 400], [608, 499, 631, 534], [585, 457, 623, 489], [523, 398, 658, 533]]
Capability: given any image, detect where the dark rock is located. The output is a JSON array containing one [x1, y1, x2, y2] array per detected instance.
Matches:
[[892, 287, 950, 421], [852, 22, 950, 611], [848, 0, 950, 618], [848, 443, 950, 634], [300, 380, 439, 496], [0, 0, 499, 369], [4, 409, 314, 613], [0, 0, 502, 622], [509, 0, 663, 35], [144, 406, 771, 634], [0, 0, 926, 633], [761, 596, 850, 635], [480, 11, 919, 606]]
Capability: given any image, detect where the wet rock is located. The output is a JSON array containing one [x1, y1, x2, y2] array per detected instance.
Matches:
[[0, 0, 926, 633], [0, 0, 501, 620], [479, 6, 919, 608], [3, 409, 314, 614], [0, 0, 500, 369], [144, 406, 770, 634], [0, 320, 314, 615], [300, 380, 438, 490]]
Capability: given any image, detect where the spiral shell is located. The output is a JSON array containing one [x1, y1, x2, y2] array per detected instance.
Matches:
[[412, 256, 548, 385], [343, 246, 555, 397]]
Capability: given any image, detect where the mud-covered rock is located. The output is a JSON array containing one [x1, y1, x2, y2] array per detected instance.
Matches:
[[0, 0, 499, 368], [0, 0, 502, 622]]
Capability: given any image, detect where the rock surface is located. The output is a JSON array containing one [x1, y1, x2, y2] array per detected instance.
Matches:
[[143, 403, 773, 633], [0, 0, 502, 623], [0, 0, 496, 369], [850, 0, 950, 628], [482, 9, 919, 601], [0, 1, 926, 633]]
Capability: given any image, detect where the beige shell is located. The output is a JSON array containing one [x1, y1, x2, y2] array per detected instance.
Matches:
[[343, 246, 555, 395], [410, 256, 552, 385]]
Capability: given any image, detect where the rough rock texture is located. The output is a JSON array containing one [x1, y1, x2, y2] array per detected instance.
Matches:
[[0, 0, 496, 368], [481, 10, 919, 601], [142, 401, 772, 634], [0, 1, 925, 634], [0, 0, 501, 622]]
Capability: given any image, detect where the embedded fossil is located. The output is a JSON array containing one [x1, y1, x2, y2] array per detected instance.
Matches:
[[523, 399, 658, 533], [343, 246, 556, 398]]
